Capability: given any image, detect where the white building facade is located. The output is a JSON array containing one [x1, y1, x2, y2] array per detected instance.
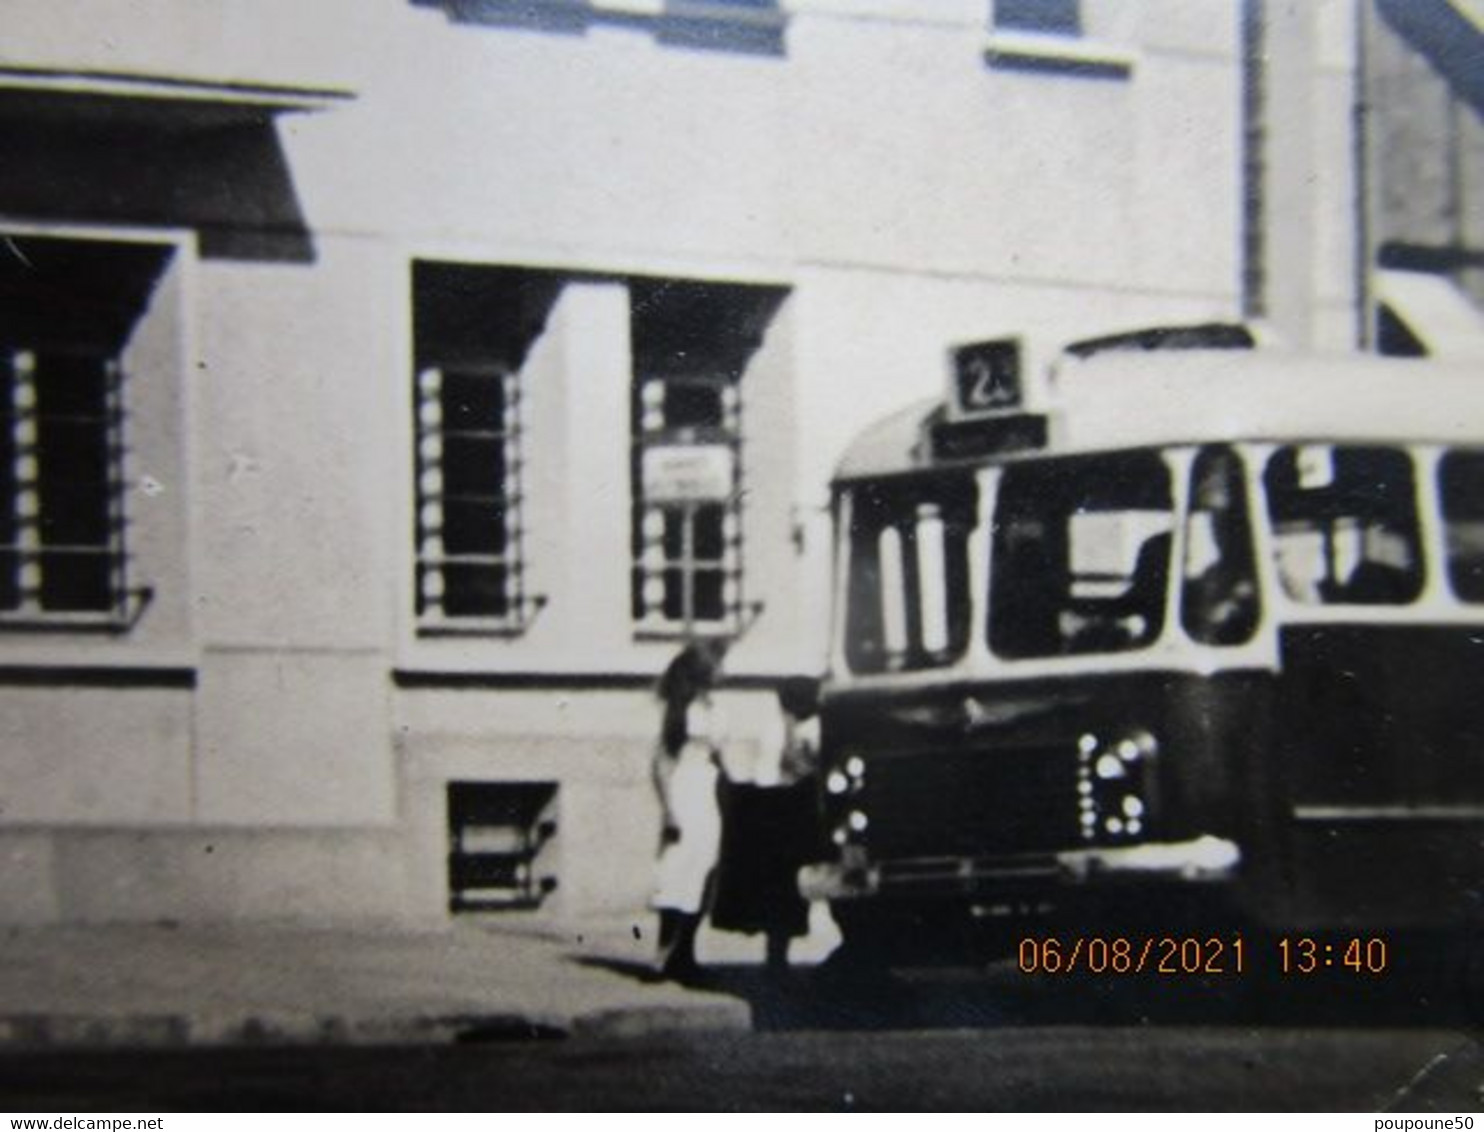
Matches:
[[0, 0, 1363, 928]]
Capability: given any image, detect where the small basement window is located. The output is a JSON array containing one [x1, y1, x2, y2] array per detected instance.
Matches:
[[447, 781, 559, 913]]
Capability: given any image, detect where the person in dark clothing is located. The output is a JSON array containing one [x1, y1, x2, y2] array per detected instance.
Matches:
[[711, 676, 822, 976]]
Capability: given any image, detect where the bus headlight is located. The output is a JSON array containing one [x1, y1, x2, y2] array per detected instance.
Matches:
[[828, 754, 869, 846], [833, 811, 871, 846], [826, 753, 867, 796], [1076, 729, 1158, 844], [833, 808, 870, 845]]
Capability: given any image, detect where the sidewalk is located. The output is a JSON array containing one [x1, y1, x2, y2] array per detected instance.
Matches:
[[0, 920, 752, 1050]]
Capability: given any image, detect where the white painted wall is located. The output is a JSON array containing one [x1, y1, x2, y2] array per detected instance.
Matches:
[[0, 0, 1292, 926], [1261, 0, 1362, 351], [0, 234, 196, 840], [193, 245, 396, 653], [0, 687, 193, 824]]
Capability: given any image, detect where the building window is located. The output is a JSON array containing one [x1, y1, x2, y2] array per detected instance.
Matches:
[[994, 0, 1081, 36], [412, 262, 560, 635], [0, 235, 172, 631], [986, 0, 1131, 78], [629, 280, 784, 637], [632, 371, 744, 633], [411, 0, 788, 56], [414, 364, 524, 626], [447, 781, 558, 913], [0, 349, 126, 621]]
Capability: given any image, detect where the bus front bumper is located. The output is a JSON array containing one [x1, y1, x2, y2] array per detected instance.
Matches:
[[798, 835, 1242, 903]]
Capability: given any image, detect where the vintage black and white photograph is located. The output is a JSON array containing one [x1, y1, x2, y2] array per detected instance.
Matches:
[[0, 0, 1481, 1113]]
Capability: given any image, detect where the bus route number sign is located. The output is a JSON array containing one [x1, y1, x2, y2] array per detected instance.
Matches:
[[952, 338, 1023, 417]]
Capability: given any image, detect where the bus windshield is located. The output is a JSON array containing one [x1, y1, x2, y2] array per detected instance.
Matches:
[[989, 450, 1174, 658], [844, 474, 975, 674]]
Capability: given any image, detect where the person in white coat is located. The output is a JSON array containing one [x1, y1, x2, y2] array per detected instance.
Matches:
[[650, 640, 727, 980]]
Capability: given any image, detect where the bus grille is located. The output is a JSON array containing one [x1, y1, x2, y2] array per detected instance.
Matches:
[[857, 743, 1082, 859]]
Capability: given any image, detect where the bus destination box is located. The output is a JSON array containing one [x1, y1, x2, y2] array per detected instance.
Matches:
[[934, 337, 1047, 461]]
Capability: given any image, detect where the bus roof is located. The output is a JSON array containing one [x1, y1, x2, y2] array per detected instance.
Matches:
[[833, 349, 1484, 482]]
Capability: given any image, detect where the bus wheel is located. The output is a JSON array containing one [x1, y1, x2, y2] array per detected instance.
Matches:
[[825, 904, 892, 974], [826, 903, 923, 973], [828, 902, 979, 969]]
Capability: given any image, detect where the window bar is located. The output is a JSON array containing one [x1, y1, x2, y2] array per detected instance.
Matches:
[[106, 358, 129, 620], [723, 507, 742, 626], [415, 366, 530, 632], [0, 351, 19, 612], [635, 378, 666, 631], [504, 371, 525, 623], [635, 381, 654, 627], [416, 366, 446, 623], [638, 506, 661, 625], [724, 380, 743, 630], [681, 500, 696, 635], [0, 349, 142, 632], [644, 378, 661, 629], [13, 350, 39, 617]]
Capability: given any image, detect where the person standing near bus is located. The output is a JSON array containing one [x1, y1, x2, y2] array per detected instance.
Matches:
[[710, 677, 821, 976], [650, 640, 727, 981]]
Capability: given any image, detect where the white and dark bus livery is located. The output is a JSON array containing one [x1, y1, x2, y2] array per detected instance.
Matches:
[[801, 327, 1484, 969]]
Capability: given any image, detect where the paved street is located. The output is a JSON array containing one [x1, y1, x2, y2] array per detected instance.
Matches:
[[1, 955, 1479, 1111], [0, 923, 748, 1048], [1, 1021, 1477, 1111], [0, 921, 1479, 1110]]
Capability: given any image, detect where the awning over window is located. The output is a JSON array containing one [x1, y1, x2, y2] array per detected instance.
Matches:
[[0, 235, 173, 353], [0, 68, 352, 263]]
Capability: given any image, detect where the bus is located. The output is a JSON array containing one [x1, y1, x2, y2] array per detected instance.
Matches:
[[799, 326, 1484, 981]]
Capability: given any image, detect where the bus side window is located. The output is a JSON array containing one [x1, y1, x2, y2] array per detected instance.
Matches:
[[1439, 449, 1484, 603], [1181, 447, 1259, 646], [1263, 446, 1423, 606]]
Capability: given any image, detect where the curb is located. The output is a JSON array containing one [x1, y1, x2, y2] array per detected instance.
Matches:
[[569, 998, 753, 1041], [0, 996, 752, 1051]]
